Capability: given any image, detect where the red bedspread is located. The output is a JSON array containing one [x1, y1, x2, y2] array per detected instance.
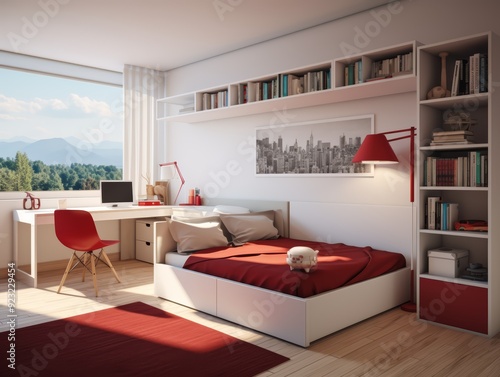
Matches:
[[183, 238, 406, 298]]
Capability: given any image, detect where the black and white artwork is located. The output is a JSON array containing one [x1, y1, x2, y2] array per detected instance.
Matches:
[[256, 115, 374, 177]]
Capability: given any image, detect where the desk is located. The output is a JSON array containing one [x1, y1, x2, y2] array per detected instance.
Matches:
[[13, 206, 174, 287]]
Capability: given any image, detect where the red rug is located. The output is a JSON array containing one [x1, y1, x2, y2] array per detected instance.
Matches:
[[2, 302, 289, 376]]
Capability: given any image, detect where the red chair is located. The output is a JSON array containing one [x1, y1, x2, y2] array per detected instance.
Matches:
[[54, 209, 121, 296]]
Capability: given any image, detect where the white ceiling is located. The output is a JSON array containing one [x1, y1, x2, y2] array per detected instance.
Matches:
[[0, 0, 389, 73]]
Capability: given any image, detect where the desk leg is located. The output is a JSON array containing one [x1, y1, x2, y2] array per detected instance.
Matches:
[[13, 220, 36, 287], [120, 219, 135, 260]]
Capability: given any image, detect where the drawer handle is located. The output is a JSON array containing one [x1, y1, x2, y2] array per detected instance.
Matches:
[[146, 242, 151, 246], [146, 224, 151, 227]]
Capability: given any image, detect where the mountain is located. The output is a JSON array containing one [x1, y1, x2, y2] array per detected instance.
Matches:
[[0, 138, 122, 167], [0, 140, 30, 158]]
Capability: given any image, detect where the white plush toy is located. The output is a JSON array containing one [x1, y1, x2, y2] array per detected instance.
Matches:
[[287, 246, 319, 273]]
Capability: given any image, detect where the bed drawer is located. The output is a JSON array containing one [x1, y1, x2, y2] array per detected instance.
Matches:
[[136, 240, 154, 264]]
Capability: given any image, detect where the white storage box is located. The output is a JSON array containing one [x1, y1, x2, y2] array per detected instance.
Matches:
[[428, 247, 469, 278]]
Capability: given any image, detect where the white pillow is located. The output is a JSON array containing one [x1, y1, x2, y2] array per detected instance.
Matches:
[[213, 205, 251, 214], [168, 217, 229, 254]]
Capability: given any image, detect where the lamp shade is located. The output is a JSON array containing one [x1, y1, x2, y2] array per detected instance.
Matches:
[[352, 134, 399, 164]]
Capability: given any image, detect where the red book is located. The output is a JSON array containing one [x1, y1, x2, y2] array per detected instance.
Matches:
[[138, 200, 161, 206]]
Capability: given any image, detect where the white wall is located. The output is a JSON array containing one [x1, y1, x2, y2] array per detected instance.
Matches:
[[1, 0, 498, 271], [163, 0, 498, 206]]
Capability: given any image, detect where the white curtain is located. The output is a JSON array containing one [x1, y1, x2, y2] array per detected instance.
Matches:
[[123, 65, 166, 199]]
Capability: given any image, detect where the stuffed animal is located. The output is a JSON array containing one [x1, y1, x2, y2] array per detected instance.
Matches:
[[287, 246, 318, 273]]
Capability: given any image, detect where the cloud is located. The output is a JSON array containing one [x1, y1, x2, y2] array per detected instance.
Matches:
[[34, 97, 68, 111], [0, 94, 29, 113], [70, 94, 113, 117], [0, 94, 68, 114], [0, 113, 19, 121], [0, 93, 114, 119]]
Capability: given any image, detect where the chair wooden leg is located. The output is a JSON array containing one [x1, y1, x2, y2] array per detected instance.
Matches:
[[82, 253, 88, 282], [58, 254, 76, 294], [100, 250, 121, 283], [90, 254, 98, 297]]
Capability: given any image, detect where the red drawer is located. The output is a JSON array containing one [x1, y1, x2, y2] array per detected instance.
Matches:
[[419, 278, 487, 334]]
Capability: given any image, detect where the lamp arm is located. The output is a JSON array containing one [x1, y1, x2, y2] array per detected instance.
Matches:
[[383, 127, 416, 203], [379, 127, 416, 137], [174, 162, 185, 185], [159, 161, 185, 204]]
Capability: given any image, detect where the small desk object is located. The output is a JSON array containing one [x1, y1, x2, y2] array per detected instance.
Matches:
[[13, 205, 173, 288]]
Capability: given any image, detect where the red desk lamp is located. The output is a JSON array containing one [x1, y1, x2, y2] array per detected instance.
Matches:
[[159, 161, 185, 205]]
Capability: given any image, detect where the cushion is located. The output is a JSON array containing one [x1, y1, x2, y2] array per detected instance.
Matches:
[[168, 216, 229, 254], [220, 211, 279, 245]]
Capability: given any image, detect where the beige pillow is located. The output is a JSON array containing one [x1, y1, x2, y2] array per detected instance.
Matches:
[[220, 211, 279, 245], [168, 216, 229, 254]]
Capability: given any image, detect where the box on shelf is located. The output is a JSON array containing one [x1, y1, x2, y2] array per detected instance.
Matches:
[[428, 247, 469, 278]]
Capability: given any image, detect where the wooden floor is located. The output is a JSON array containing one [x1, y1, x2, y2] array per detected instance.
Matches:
[[2, 259, 500, 376]]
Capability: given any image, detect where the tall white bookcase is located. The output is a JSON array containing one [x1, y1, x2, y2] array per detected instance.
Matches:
[[416, 32, 500, 336]]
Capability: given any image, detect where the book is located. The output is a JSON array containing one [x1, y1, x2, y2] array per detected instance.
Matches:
[[451, 59, 461, 96], [432, 130, 474, 136], [430, 130, 474, 145], [437, 202, 459, 231], [430, 140, 475, 146], [427, 196, 441, 230], [448, 203, 459, 231], [479, 53, 488, 93], [138, 200, 162, 206]]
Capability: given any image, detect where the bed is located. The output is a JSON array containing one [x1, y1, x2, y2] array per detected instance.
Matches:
[[153, 199, 411, 347]]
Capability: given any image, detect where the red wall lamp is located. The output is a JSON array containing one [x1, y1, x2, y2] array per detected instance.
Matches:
[[352, 126, 416, 202], [352, 126, 417, 312]]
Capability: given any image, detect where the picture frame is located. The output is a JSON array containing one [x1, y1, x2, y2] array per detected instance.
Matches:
[[255, 115, 374, 177]]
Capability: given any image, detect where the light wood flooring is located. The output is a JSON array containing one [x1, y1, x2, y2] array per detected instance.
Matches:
[[2, 259, 500, 376]]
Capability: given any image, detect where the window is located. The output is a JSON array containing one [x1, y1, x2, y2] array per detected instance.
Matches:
[[0, 61, 123, 192]]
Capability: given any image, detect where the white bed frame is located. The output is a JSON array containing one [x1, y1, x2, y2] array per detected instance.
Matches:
[[154, 199, 411, 347]]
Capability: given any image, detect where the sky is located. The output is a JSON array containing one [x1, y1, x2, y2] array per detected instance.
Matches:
[[0, 67, 123, 143]]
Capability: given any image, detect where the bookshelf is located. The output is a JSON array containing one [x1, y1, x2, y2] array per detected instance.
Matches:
[[156, 42, 418, 123], [416, 32, 500, 336], [333, 40, 418, 88]]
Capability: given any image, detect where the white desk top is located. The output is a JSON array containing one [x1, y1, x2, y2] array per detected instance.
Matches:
[[13, 205, 175, 225]]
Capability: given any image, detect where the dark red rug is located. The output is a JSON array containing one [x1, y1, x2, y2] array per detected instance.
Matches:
[[2, 302, 289, 376]]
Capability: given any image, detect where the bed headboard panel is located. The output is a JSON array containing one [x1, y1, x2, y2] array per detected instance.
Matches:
[[203, 197, 289, 237], [154, 199, 290, 264], [289, 201, 413, 263]]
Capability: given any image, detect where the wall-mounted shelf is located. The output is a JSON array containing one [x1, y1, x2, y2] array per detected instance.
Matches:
[[334, 40, 418, 88], [156, 41, 419, 123]]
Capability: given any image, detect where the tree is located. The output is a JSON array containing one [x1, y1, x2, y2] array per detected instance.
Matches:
[[0, 153, 122, 192], [0, 168, 17, 191], [15, 152, 32, 191]]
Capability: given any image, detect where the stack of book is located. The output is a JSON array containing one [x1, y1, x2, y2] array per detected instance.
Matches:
[[430, 130, 474, 146], [426, 197, 459, 231], [201, 90, 228, 110], [424, 149, 487, 187], [368, 51, 413, 81], [450, 52, 488, 97]]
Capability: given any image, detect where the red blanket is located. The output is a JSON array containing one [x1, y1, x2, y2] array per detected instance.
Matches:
[[183, 238, 406, 298]]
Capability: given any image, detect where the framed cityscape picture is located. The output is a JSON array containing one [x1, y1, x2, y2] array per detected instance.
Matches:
[[255, 115, 374, 177]]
